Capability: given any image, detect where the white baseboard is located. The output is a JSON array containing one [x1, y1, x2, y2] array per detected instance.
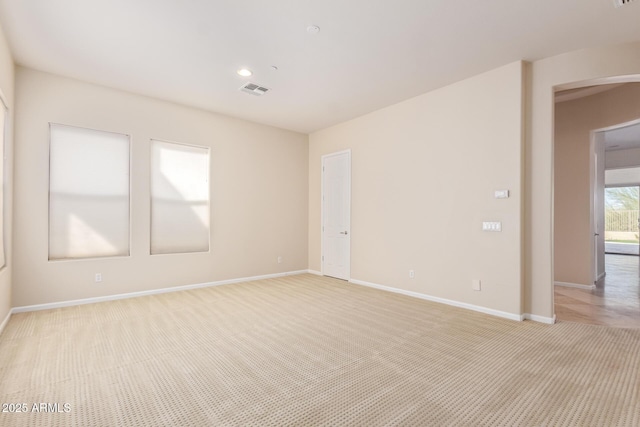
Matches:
[[349, 278, 523, 322], [12, 270, 309, 314], [523, 313, 556, 324], [596, 272, 606, 282], [554, 281, 595, 290], [0, 308, 12, 335], [5, 271, 559, 327]]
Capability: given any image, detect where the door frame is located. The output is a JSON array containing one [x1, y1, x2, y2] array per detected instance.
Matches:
[[321, 149, 351, 279], [590, 130, 605, 284], [590, 117, 640, 283]]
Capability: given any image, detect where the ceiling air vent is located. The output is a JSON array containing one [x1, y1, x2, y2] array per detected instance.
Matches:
[[614, 0, 636, 7], [239, 82, 270, 96]]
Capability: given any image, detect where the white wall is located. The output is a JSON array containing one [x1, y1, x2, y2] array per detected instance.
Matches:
[[527, 41, 640, 318], [309, 62, 524, 317], [0, 22, 13, 325], [12, 68, 309, 307]]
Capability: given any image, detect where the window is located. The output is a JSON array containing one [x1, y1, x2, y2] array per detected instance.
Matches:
[[49, 124, 130, 260], [0, 97, 6, 269], [150, 140, 210, 254]]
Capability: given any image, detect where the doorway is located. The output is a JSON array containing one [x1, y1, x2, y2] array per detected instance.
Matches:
[[595, 121, 640, 275], [553, 82, 640, 328], [604, 185, 640, 256]]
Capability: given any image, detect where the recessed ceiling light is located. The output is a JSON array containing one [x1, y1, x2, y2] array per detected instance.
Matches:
[[307, 25, 320, 34], [237, 68, 252, 77]]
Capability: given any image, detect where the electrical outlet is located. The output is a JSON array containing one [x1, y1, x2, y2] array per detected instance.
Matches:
[[95, 273, 102, 283], [409, 270, 415, 279], [277, 256, 282, 264], [494, 190, 509, 199], [472, 279, 481, 291]]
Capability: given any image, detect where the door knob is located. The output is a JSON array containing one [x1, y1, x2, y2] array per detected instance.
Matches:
[[340, 231, 348, 235]]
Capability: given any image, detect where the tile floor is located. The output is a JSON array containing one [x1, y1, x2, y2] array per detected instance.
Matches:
[[604, 241, 639, 255], [554, 254, 640, 328]]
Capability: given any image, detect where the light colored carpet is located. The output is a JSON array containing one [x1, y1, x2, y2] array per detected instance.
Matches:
[[0, 274, 638, 426]]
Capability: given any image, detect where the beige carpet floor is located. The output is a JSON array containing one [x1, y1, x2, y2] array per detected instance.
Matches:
[[0, 274, 639, 426]]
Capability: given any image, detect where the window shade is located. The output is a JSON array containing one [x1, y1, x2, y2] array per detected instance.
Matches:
[[605, 167, 640, 187], [150, 140, 210, 254], [49, 124, 130, 260]]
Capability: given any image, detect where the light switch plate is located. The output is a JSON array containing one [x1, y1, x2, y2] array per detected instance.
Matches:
[[482, 221, 502, 232]]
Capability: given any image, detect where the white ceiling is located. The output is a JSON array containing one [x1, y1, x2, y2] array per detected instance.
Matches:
[[1, 0, 639, 133]]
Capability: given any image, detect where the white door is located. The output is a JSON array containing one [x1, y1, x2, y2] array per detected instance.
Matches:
[[322, 150, 351, 280]]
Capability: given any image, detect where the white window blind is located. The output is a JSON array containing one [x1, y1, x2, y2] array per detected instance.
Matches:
[[0, 100, 6, 269], [49, 124, 130, 260], [605, 167, 640, 187], [151, 140, 210, 254]]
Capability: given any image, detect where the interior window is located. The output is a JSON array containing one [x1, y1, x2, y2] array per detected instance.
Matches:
[[49, 124, 130, 260], [150, 139, 210, 254]]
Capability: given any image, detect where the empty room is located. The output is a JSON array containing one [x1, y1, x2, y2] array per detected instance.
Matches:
[[0, 1, 639, 426]]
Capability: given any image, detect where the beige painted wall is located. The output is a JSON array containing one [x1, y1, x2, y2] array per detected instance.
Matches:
[[0, 22, 13, 323], [309, 62, 524, 316], [554, 84, 640, 286], [5, 37, 640, 322], [527, 41, 640, 318], [13, 67, 308, 307]]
